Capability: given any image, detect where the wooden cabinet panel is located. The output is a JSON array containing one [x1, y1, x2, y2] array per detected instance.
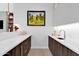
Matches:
[[51, 38, 55, 55], [67, 48, 79, 56], [57, 42, 62, 56], [11, 47, 16, 56], [4, 36, 31, 56], [71, 51, 79, 56], [21, 43, 29, 56], [48, 36, 79, 56], [62, 45, 68, 56], [21, 36, 31, 56], [49, 36, 63, 56], [53, 39, 58, 56], [48, 36, 52, 53], [4, 44, 21, 56], [15, 44, 21, 56], [49, 36, 55, 55], [53, 39, 62, 56]]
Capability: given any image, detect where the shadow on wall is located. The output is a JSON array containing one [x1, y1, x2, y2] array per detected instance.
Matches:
[[53, 3, 79, 26], [53, 22, 79, 27], [54, 22, 79, 29]]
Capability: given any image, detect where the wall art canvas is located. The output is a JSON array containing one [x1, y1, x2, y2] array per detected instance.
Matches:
[[27, 11, 45, 26]]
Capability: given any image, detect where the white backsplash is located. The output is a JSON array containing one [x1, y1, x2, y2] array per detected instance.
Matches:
[[54, 22, 79, 41]]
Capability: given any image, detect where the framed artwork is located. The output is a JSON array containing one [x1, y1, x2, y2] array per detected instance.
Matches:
[[27, 11, 45, 26]]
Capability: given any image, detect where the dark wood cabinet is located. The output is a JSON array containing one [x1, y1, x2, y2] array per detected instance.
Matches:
[[57, 41, 63, 56], [67, 48, 79, 56], [21, 36, 31, 56], [48, 36, 79, 56], [16, 44, 21, 56], [4, 36, 31, 56], [62, 45, 68, 56]]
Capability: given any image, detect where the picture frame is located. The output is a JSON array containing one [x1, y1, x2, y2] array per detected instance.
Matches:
[[27, 11, 45, 26]]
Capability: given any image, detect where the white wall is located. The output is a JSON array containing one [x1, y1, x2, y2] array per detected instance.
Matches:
[[54, 3, 79, 26], [0, 3, 8, 11], [9, 3, 14, 12], [13, 3, 54, 48], [54, 3, 79, 44], [0, 3, 8, 32], [0, 12, 8, 32], [54, 22, 79, 43]]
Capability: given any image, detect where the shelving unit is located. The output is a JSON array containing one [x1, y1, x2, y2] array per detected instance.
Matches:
[[8, 12, 14, 32]]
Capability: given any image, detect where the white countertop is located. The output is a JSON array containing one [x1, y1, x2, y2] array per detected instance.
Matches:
[[0, 34, 31, 56], [49, 35, 79, 55]]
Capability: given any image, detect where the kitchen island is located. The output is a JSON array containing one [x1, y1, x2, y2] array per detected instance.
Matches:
[[48, 35, 79, 56], [0, 33, 31, 56]]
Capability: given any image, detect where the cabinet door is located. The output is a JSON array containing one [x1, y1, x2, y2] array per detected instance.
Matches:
[[15, 44, 21, 56], [20, 42, 24, 56], [48, 36, 52, 53], [49, 36, 55, 55], [57, 42, 63, 56], [23, 40, 29, 56], [53, 39, 59, 56], [48, 36, 79, 56], [4, 45, 21, 56], [23, 38, 31, 56], [21, 36, 31, 56], [11, 44, 21, 56], [62, 45, 68, 56]]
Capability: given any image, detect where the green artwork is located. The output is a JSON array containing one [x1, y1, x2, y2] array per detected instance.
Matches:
[[27, 11, 45, 26]]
